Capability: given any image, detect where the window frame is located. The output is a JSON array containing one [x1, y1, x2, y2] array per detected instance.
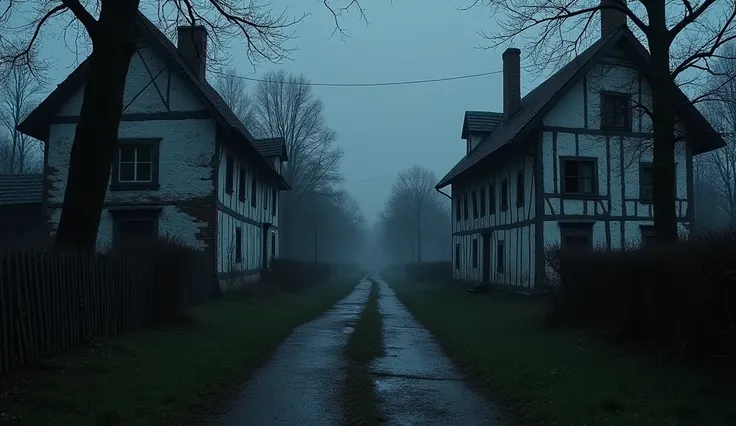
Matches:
[[463, 192, 469, 220], [110, 138, 161, 191], [251, 175, 258, 207], [560, 156, 599, 198], [472, 239, 479, 268], [640, 225, 656, 246], [238, 166, 247, 201], [600, 91, 632, 130], [516, 171, 525, 207], [235, 227, 242, 263], [489, 184, 496, 214], [472, 191, 479, 219], [479, 186, 486, 217], [110, 208, 160, 249], [639, 162, 654, 203], [500, 179, 509, 211], [559, 222, 594, 250], [455, 243, 460, 270], [496, 240, 505, 273], [225, 155, 234, 194]]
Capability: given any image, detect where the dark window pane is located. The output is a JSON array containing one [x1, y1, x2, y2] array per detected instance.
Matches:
[[136, 146, 152, 162], [120, 147, 136, 162], [480, 189, 486, 216], [119, 162, 135, 181], [119, 220, 156, 247], [472, 239, 478, 268], [564, 160, 595, 194], [271, 233, 276, 256], [455, 244, 460, 270], [564, 235, 589, 248], [136, 162, 152, 181]]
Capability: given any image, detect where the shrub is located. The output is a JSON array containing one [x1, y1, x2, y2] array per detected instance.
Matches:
[[262, 259, 332, 293], [108, 236, 214, 325], [546, 229, 736, 368]]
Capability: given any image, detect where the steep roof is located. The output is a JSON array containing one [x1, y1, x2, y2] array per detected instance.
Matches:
[[254, 137, 288, 161], [437, 28, 726, 189], [461, 111, 504, 139], [0, 174, 43, 205], [18, 12, 290, 190]]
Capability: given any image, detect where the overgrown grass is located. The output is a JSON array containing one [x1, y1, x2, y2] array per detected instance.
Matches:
[[390, 280, 736, 426], [343, 280, 385, 426], [0, 279, 356, 426]]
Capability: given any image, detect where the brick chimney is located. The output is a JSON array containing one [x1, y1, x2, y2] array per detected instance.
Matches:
[[601, 0, 627, 38], [177, 25, 208, 81], [502, 47, 521, 117]]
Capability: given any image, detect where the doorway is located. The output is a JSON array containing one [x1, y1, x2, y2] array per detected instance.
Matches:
[[482, 233, 491, 284]]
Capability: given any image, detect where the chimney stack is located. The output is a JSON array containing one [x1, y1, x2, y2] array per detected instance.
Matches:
[[502, 47, 521, 117], [177, 25, 208, 81], [601, 0, 627, 38]]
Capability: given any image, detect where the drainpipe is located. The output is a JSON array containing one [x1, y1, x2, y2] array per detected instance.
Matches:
[[436, 188, 451, 200]]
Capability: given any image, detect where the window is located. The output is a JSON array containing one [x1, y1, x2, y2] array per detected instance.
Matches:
[[480, 187, 486, 217], [640, 225, 656, 246], [111, 209, 159, 249], [501, 179, 508, 211], [455, 244, 460, 270], [251, 176, 258, 207], [111, 139, 160, 190], [272, 189, 277, 216], [496, 241, 505, 273], [472, 191, 478, 218], [561, 158, 597, 196], [516, 171, 525, 207], [560, 223, 593, 250], [238, 167, 247, 201], [235, 227, 242, 263], [455, 196, 461, 222], [271, 232, 277, 257], [640, 163, 653, 202], [463, 193, 469, 220], [225, 155, 234, 194], [601, 92, 631, 130], [489, 184, 496, 214], [263, 184, 268, 210], [472, 239, 479, 268]]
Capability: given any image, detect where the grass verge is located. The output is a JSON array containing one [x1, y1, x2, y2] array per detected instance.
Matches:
[[390, 280, 736, 426], [0, 279, 356, 426], [343, 279, 385, 425]]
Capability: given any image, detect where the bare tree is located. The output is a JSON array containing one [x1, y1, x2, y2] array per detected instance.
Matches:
[[381, 165, 449, 263], [0, 0, 364, 250], [470, 0, 736, 242], [0, 66, 45, 174], [252, 69, 343, 196], [252, 69, 344, 257], [215, 66, 256, 131]]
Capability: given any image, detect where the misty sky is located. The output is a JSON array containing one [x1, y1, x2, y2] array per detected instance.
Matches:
[[30, 1, 552, 223]]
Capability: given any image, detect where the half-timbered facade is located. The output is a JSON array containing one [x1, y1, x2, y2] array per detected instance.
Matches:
[[437, 6, 725, 291], [18, 13, 290, 285]]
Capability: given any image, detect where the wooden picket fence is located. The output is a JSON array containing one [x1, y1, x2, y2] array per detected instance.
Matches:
[[0, 249, 215, 374]]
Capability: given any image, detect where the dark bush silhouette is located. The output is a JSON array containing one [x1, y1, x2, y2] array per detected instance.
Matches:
[[262, 259, 333, 293], [546, 229, 736, 368]]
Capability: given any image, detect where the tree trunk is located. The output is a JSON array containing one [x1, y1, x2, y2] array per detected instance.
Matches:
[[647, 11, 679, 243], [54, 0, 141, 250]]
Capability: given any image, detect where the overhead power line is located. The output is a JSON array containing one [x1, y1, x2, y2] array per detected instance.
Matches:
[[210, 69, 506, 87]]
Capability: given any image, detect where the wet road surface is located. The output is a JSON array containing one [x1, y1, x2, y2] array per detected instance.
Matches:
[[204, 278, 371, 426], [371, 276, 507, 426]]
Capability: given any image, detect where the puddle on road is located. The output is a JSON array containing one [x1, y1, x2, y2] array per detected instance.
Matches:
[[342, 326, 355, 334]]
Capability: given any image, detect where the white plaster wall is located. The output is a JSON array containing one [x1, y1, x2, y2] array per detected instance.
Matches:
[[46, 43, 217, 251], [451, 148, 536, 287], [539, 57, 691, 251], [57, 45, 205, 117]]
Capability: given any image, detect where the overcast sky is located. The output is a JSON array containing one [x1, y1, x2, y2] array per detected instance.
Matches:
[[31, 0, 551, 223]]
